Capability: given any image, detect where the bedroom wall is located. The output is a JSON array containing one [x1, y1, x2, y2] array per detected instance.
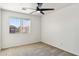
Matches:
[[0, 9, 1, 49], [2, 10, 41, 48], [41, 4, 79, 55]]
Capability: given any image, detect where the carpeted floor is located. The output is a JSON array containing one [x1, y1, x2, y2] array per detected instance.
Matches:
[[0, 42, 76, 56]]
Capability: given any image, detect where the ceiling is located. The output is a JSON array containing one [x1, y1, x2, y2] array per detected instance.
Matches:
[[0, 3, 73, 16]]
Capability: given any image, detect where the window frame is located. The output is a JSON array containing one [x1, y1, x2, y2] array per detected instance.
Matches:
[[9, 17, 31, 34]]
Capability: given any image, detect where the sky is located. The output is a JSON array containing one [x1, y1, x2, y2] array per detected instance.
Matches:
[[9, 17, 30, 28]]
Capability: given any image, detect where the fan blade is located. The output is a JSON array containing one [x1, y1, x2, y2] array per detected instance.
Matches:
[[37, 3, 43, 7], [40, 11, 44, 15], [40, 8, 54, 11]]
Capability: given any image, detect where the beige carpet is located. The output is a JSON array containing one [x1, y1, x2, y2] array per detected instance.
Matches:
[[0, 42, 76, 56]]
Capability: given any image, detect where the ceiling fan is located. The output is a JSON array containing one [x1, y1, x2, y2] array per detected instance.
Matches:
[[22, 3, 55, 15], [35, 3, 55, 15]]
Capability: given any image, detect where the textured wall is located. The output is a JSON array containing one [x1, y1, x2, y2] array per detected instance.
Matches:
[[41, 4, 79, 55], [2, 10, 41, 48]]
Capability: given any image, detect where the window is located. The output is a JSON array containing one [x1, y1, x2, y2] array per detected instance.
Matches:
[[9, 17, 31, 33]]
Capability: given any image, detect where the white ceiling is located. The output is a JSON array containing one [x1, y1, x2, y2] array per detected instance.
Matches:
[[0, 3, 73, 16]]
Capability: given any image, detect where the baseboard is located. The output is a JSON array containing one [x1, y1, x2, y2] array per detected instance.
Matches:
[[41, 41, 77, 56], [1, 41, 77, 56], [2, 41, 41, 50]]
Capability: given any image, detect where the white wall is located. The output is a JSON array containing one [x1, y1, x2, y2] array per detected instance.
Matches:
[[0, 9, 1, 49], [41, 4, 79, 55], [2, 10, 41, 48]]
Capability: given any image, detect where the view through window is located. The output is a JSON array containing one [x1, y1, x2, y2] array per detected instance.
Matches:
[[9, 17, 31, 33]]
